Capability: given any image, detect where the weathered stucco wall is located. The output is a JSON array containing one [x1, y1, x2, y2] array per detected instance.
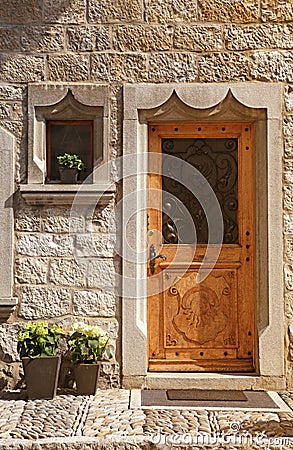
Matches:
[[0, 0, 293, 390]]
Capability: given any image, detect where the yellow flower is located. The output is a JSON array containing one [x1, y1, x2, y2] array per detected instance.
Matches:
[[99, 336, 109, 346]]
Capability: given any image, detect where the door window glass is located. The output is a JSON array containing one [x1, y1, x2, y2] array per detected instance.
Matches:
[[162, 138, 238, 244]]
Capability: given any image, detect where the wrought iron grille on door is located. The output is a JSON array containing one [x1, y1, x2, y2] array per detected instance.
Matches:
[[162, 137, 238, 245]]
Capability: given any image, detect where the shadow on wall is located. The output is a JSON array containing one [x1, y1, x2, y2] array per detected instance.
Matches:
[[42, 0, 87, 24], [0, 0, 86, 24]]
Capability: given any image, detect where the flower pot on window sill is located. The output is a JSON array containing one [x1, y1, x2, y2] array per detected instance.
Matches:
[[22, 356, 61, 400], [58, 168, 80, 184], [73, 362, 102, 395]]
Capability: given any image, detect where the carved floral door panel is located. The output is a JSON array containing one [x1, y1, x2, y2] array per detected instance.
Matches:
[[148, 123, 255, 372]]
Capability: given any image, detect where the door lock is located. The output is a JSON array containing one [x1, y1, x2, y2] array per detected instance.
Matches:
[[149, 244, 166, 274]]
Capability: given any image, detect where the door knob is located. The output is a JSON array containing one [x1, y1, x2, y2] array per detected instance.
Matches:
[[149, 244, 166, 274]]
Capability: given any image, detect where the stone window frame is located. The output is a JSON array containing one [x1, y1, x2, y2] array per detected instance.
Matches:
[[21, 83, 113, 206], [122, 83, 285, 390]]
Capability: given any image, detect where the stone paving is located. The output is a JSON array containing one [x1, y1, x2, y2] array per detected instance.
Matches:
[[0, 390, 293, 449]]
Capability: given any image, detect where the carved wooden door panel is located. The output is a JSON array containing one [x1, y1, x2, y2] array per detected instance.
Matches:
[[148, 122, 255, 372]]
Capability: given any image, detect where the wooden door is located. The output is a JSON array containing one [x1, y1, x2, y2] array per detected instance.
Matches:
[[148, 122, 255, 372]]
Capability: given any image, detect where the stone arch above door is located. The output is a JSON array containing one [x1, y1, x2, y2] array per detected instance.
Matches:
[[138, 89, 266, 123]]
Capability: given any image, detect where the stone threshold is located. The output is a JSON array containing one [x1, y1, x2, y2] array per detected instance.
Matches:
[[135, 372, 287, 391]]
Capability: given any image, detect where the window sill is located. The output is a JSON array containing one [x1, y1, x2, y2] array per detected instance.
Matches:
[[0, 298, 18, 324], [19, 184, 115, 206]]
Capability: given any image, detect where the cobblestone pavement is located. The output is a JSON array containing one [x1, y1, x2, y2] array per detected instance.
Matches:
[[0, 390, 293, 449]]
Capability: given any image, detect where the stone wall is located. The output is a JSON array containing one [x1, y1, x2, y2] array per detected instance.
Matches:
[[0, 0, 293, 389], [1, 196, 120, 390]]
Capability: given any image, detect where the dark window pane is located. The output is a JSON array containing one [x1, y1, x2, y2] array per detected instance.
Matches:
[[47, 121, 93, 182], [162, 138, 238, 244]]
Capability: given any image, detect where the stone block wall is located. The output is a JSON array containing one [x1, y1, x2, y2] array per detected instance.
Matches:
[[1, 196, 120, 390], [14, 201, 117, 320], [0, 0, 293, 389], [282, 85, 293, 387]]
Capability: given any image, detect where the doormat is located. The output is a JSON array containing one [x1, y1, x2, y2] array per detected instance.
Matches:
[[132, 389, 292, 411], [167, 389, 247, 402]]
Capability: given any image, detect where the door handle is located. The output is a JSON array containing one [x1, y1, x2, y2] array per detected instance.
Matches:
[[149, 244, 166, 274]]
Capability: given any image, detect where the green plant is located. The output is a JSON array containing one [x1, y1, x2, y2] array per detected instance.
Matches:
[[17, 321, 65, 358], [68, 322, 112, 364], [56, 153, 85, 171]]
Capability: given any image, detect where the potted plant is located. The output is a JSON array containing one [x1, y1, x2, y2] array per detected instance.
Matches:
[[17, 321, 65, 399], [56, 152, 85, 183], [68, 322, 112, 395]]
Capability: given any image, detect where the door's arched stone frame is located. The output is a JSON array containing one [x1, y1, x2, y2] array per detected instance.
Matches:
[[122, 83, 285, 390]]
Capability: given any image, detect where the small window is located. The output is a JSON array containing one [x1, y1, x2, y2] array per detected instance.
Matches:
[[28, 86, 109, 186], [46, 120, 93, 183]]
